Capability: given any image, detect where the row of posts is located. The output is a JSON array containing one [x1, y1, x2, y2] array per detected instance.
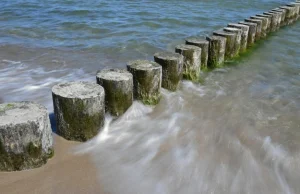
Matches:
[[52, 1, 300, 142], [0, 1, 299, 171]]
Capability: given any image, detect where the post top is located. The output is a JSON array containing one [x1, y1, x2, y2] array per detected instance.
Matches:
[[206, 35, 226, 41], [52, 81, 104, 99], [154, 51, 183, 61], [185, 38, 209, 45], [213, 30, 235, 37], [175, 44, 201, 51], [127, 60, 161, 71], [256, 14, 272, 18], [223, 27, 242, 33], [228, 23, 250, 30], [0, 101, 48, 126], [239, 21, 258, 27], [251, 16, 268, 20], [245, 18, 262, 23]]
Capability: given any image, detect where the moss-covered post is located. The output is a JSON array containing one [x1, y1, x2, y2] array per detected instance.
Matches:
[[271, 8, 287, 26], [185, 38, 209, 70], [127, 60, 162, 105], [213, 30, 237, 59], [250, 16, 269, 38], [223, 27, 242, 55], [206, 35, 226, 68], [154, 52, 183, 91], [238, 21, 257, 46], [244, 19, 262, 40], [0, 102, 53, 171], [53, 81, 105, 141], [96, 69, 133, 117], [256, 14, 272, 32], [227, 23, 249, 52], [175, 44, 201, 81]]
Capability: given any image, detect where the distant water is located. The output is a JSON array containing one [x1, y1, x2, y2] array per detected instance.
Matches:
[[0, 0, 287, 109], [1, 1, 300, 194]]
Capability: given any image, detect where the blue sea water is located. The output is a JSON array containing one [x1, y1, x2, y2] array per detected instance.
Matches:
[[0, 1, 300, 193]]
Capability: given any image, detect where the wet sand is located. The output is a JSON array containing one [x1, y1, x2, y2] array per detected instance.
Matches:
[[0, 134, 105, 194]]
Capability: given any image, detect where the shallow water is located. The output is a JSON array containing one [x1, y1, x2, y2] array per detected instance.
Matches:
[[0, 0, 300, 193]]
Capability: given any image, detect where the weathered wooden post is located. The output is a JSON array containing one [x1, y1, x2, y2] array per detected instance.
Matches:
[[53, 81, 105, 141], [223, 27, 242, 55], [238, 21, 257, 46], [127, 60, 162, 105], [154, 52, 183, 91], [244, 18, 262, 40], [286, 3, 300, 21], [271, 8, 287, 26], [0, 101, 53, 171], [263, 12, 280, 31], [256, 14, 272, 32], [213, 30, 237, 59], [96, 69, 133, 116], [206, 35, 226, 68], [185, 38, 209, 70], [175, 44, 201, 81], [250, 16, 269, 38], [227, 23, 249, 52]]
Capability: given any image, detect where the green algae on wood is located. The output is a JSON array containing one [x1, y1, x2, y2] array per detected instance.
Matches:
[[185, 38, 209, 70], [52, 81, 105, 142], [238, 21, 257, 46], [227, 23, 249, 52], [206, 35, 226, 68], [96, 69, 133, 117], [154, 52, 183, 91], [250, 16, 269, 38], [175, 44, 201, 81], [127, 60, 162, 105], [244, 18, 262, 40], [0, 101, 53, 171], [213, 30, 238, 59], [223, 27, 242, 56], [256, 14, 272, 32], [263, 12, 280, 32]]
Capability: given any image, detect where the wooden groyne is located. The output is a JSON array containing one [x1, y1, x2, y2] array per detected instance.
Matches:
[[0, 1, 299, 171]]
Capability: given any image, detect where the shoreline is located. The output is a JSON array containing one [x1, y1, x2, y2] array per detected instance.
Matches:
[[0, 134, 105, 194]]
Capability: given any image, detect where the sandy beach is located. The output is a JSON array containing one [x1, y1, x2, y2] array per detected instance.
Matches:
[[0, 134, 105, 194]]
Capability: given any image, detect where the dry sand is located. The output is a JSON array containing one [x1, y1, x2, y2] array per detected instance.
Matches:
[[0, 134, 106, 194]]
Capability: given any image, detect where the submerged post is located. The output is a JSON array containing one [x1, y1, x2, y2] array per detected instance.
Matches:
[[227, 23, 249, 52], [206, 35, 226, 68], [244, 18, 262, 40], [154, 52, 183, 91], [53, 81, 105, 141], [175, 44, 201, 81], [127, 60, 162, 105], [213, 30, 238, 59], [96, 69, 133, 116], [0, 102, 53, 171], [185, 38, 209, 70], [238, 21, 257, 46]]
